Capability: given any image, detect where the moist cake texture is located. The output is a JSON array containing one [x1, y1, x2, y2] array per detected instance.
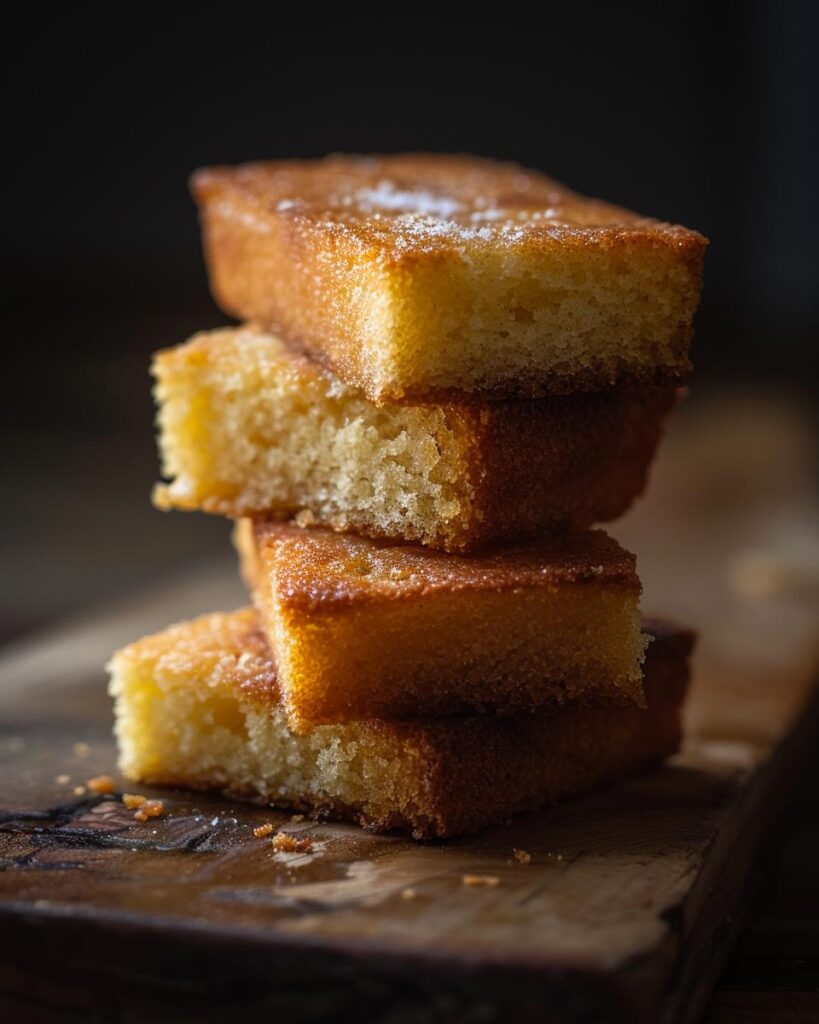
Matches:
[[108, 609, 693, 839], [153, 326, 674, 552], [192, 153, 706, 401], [237, 521, 648, 727]]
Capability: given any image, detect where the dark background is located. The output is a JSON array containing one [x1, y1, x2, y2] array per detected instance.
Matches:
[[3, 1, 817, 640], [2, 6, 818, 1019]]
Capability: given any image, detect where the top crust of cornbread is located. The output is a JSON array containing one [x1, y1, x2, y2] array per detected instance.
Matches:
[[194, 153, 691, 250], [192, 153, 707, 402], [246, 521, 639, 612], [111, 607, 280, 706]]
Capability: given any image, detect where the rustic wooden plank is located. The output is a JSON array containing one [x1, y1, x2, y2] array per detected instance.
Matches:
[[1, 396, 817, 1022]]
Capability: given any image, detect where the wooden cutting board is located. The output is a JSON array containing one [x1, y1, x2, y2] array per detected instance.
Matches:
[[1, 396, 817, 1023]]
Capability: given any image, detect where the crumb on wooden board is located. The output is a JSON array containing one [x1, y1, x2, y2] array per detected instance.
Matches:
[[122, 793, 146, 809], [134, 799, 164, 823], [86, 775, 116, 795], [271, 833, 314, 854]]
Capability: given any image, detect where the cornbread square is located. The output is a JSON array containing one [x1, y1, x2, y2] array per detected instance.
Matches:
[[192, 153, 706, 402], [237, 521, 647, 727], [108, 609, 693, 839], [153, 327, 674, 553]]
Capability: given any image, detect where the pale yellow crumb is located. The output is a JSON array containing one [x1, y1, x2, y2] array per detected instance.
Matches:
[[55, 774, 71, 785], [253, 823, 275, 838], [462, 874, 500, 887], [73, 785, 87, 796], [86, 775, 116, 795], [122, 793, 147, 809], [134, 799, 164, 822], [290, 814, 305, 822], [513, 848, 532, 864], [73, 742, 92, 758], [401, 888, 417, 900]]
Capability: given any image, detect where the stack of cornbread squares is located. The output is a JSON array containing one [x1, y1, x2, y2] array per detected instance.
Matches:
[[109, 154, 706, 840]]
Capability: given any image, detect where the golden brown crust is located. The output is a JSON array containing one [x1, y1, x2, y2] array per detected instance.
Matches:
[[249, 521, 639, 613], [453, 387, 676, 547], [376, 632, 689, 838], [192, 153, 703, 251], [191, 153, 707, 402]]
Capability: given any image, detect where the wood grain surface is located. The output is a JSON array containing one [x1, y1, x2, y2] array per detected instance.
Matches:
[[1, 396, 817, 1023]]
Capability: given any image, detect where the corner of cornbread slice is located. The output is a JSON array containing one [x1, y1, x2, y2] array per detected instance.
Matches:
[[108, 609, 693, 839], [192, 153, 706, 401], [153, 325, 674, 552], [236, 521, 648, 728]]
